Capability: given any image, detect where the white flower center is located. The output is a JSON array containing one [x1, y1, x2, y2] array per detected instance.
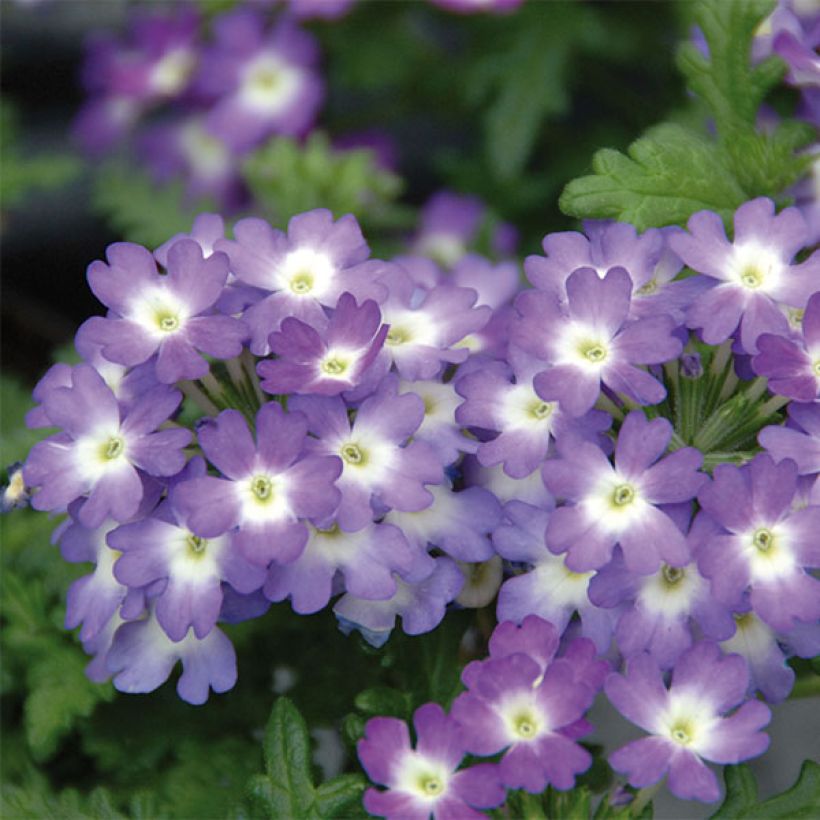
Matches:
[[277, 248, 334, 300], [150, 48, 196, 97], [731, 244, 782, 293], [239, 52, 301, 113]]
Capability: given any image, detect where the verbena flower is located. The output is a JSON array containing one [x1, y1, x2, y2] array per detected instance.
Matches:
[[23, 365, 190, 528], [606, 642, 771, 803], [77, 239, 247, 384], [358, 703, 505, 819], [174, 402, 342, 566], [758, 401, 820, 474], [669, 197, 820, 353], [697, 453, 820, 632], [544, 411, 704, 574], [513, 267, 682, 416]]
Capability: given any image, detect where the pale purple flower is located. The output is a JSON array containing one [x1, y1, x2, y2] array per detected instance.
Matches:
[[524, 220, 664, 303], [494, 501, 616, 653], [774, 24, 820, 88], [196, 9, 323, 151], [455, 556, 504, 608], [263, 521, 434, 614], [514, 267, 682, 417], [174, 402, 342, 567], [697, 454, 820, 632], [462, 457, 554, 509], [606, 642, 771, 803], [669, 198, 820, 353], [105, 609, 237, 705], [451, 254, 520, 309], [382, 483, 502, 563], [358, 703, 505, 820], [413, 191, 484, 268], [752, 291, 820, 400], [759, 401, 820, 474], [77, 240, 247, 384], [376, 267, 491, 381], [334, 557, 464, 645], [258, 293, 388, 396], [544, 411, 704, 574], [288, 0, 358, 20], [215, 210, 389, 355], [428, 0, 525, 16], [23, 365, 190, 528], [109, 468, 267, 641], [451, 624, 602, 793], [290, 380, 443, 531]]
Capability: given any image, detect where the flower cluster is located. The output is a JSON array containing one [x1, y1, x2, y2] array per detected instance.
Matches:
[[12, 190, 820, 801]]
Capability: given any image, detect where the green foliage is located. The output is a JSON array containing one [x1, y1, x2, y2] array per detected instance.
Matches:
[[560, 0, 814, 229], [243, 132, 408, 232], [712, 761, 820, 819], [0, 100, 80, 212], [93, 162, 215, 247], [247, 697, 365, 820]]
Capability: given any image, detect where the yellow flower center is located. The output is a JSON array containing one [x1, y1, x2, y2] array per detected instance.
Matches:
[[289, 272, 313, 294], [251, 475, 274, 503], [341, 443, 365, 466], [186, 534, 207, 557], [611, 483, 635, 507], [100, 436, 125, 461], [752, 527, 773, 553], [579, 341, 607, 363], [662, 565, 685, 586]]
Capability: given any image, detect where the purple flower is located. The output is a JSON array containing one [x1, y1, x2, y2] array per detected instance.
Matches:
[[428, 0, 525, 16], [544, 411, 704, 574], [263, 521, 434, 614], [288, 0, 358, 20], [752, 291, 820, 401], [514, 267, 682, 416], [334, 556, 464, 644], [258, 293, 388, 396], [462, 457, 554, 509], [215, 210, 389, 355], [358, 703, 505, 820], [451, 626, 601, 793], [774, 25, 820, 89], [174, 402, 342, 567], [494, 501, 616, 653], [109, 472, 267, 641], [23, 365, 190, 528], [105, 610, 237, 705], [589, 510, 735, 668], [697, 454, 820, 632], [290, 380, 443, 531], [155, 212, 225, 265], [376, 267, 491, 381], [77, 240, 247, 384], [456, 350, 610, 478], [413, 191, 484, 268], [451, 254, 520, 309], [606, 642, 771, 803], [669, 198, 820, 353], [759, 402, 820, 475], [383, 483, 502, 563], [524, 220, 664, 304], [196, 9, 323, 151]]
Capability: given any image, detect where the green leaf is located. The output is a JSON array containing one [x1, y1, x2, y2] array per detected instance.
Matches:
[[354, 687, 412, 719], [712, 761, 820, 819], [547, 785, 592, 819], [243, 132, 407, 232], [249, 697, 321, 819], [315, 774, 367, 819], [24, 647, 114, 761], [559, 123, 747, 230], [93, 162, 214, 247]]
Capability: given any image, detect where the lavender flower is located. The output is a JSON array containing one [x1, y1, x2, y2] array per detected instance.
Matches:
[[358, 703, 505, 819], [513, 267, 682, 416], [215, 210, 389, 355], [697, 454, 820, 632], [77, 240, 247, 384], [669, 197, 820, 353], [258, 293, 388, 396], [544, 411, 704, 574], [174, 402, 342, 566], [758, 401, 820, 475], [606, 642, 771, 803], [23, 365, 190, 528], [752, 291, 820, 401]]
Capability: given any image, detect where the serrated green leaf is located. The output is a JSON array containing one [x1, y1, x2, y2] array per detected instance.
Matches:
[[24, 647, 114, 761], [712, 761, 820, 819], [315, 773, 366, 818], [242, 132, 407, 232], [93, 162, 214, 247], [559, 123, 746, 230], [251, 697, 320, 819]]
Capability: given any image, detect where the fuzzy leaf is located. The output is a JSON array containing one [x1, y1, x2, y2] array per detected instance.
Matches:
[[712, 761, 820, 819], [354, 687, 412, 719], [559, 123, 746, 230], [243, 132, 408, 231], [93, 162, 214, 247], [249, 697, 321, 819], [315, 774, 367, 819]]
